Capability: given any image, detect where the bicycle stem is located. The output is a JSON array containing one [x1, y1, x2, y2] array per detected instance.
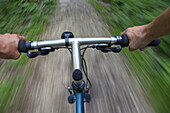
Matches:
[[72, 41, 81, 70]]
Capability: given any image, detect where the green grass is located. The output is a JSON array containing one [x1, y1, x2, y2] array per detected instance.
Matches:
[[88, 0, 170, 113], [0, 0, 57, 112], [0, 63, 32, 113]]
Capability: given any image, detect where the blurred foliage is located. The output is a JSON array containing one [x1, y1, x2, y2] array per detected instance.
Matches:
[[0, 0, 57, 112], [89, 0, 170, 113], [0, 0, 57, 38]]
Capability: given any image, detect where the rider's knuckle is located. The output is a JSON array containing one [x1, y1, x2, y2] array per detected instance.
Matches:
[[12, 34, 18, 37], [127, 28, 130, 31]]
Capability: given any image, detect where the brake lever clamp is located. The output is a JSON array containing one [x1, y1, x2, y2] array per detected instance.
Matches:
[[39, 47, 55, 52]]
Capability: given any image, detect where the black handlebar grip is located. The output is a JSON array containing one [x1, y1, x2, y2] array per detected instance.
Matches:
[[18, 40, 32, 53], [120, 35, 129, 47], [147, 39, 161, 46], [120, 35, 160, 47], [18, 40, 28, 52]]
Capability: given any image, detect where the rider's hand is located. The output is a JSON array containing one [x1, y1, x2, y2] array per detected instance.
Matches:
[[121, 7, 170, 51], [0, 33, 25, 59], [120, 24, 152, 51]]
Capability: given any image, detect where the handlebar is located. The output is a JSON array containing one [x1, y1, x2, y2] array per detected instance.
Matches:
[[18, 35, 160, 53]]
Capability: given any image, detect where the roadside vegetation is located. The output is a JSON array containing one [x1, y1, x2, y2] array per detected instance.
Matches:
[[88, 0, 170, 113], [0, 0, 57, 112]]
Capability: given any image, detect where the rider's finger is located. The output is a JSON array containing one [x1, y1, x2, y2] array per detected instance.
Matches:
[[139, 48, 145, 51], [129, 46, 136, 51], [4, 33, 10, 35], [11, 34, 19, 37], [19, 36, 26, 40], [120, 30, 126, 35], [129, 41, 137, 51], [139, 46, 148, 51], [13, 52, 21, 59]]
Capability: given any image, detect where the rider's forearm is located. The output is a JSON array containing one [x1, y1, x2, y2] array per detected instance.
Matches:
[[145, 7, 170, 41]]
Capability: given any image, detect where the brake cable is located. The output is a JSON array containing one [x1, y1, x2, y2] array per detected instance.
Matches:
[[81, 47, 92, 89]]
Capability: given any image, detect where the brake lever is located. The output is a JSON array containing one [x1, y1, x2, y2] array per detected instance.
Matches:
[[27, 51, 50, 58], [27, 47, 57, 58], [95, 43, 110, 52], [96, 46, 121, 53], [27, 52, 39, 58], [98, 47, 110, 53], [110, 46, 121, 53]]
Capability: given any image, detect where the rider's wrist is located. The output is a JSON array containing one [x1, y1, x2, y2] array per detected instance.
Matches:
[[143, 24, 156, 42]]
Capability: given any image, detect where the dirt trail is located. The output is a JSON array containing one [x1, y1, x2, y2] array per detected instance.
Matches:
[[11, 0, 154, 113]]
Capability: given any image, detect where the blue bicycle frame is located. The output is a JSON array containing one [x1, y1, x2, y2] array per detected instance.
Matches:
[[75, 92, 84, 113]]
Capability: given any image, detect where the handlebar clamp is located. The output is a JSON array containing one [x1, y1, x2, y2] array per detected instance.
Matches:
[[61, 31, 74, 46]]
